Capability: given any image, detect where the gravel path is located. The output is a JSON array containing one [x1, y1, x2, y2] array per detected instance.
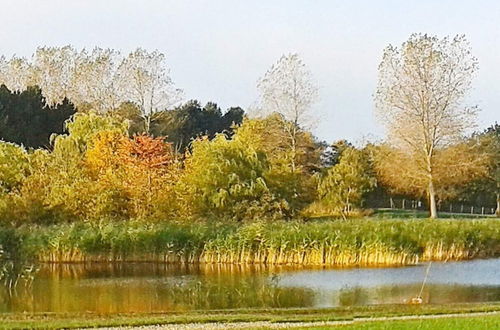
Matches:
[[97, 310, 500, 329]]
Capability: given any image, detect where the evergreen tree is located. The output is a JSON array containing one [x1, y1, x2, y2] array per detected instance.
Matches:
[[0, 85, 76, 149]]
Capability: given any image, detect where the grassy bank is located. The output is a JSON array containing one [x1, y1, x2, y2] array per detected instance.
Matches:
[[1, 218, 499, 266], [297, 313, 500, 330], [0, 303, 499, 329]]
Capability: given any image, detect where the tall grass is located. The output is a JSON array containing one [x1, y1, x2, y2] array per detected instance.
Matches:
[[1, 219, 499, 266]]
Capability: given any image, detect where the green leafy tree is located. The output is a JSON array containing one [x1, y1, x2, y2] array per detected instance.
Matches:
[[317, 147, 376, 218], [49, 111, 129, 159], [0, 142, 29, 194], [455, 124, 500, 215], [0, 146, 49, 224], [233, 115, 322, 213], [483, 124, 500, 215], [16, 113, 130, 222], [179, 134, 286, 220]]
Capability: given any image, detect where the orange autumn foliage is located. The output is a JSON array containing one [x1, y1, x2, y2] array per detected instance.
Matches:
[[86, 132, 180, 219]]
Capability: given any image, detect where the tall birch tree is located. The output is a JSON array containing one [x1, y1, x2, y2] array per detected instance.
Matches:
[[375, 34, 481, 218], [32, 46, 78, 106], [0, 56, 33, 93], [257, 53, 319, 173], [72, 48, 122, 112], [117, 49, 182, 134]]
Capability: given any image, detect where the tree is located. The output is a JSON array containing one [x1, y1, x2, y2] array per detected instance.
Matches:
[[5, 112, 131, 223], [233, 115, 322, 213], [34, 113, 130, 219], [86, 132, 179, 219], [0, 85, 76, 148], [374, 139, 488, 206], [374, 34, 483, 218], [0, 142, 29, 194], [10, 112, 181, 223], [0, 142, 31, 224], [321, 140, 354, 168], [51, 111, 129, 155], [31, 46, 78, 106], [179, 134, 285, 220], [455, 124, 500, 215], [152, 100, 244, 153], [0, 56, 33, 93], [257, 53, 319, 173], [482, 124, 500, 215], [0, 47, 183, 122], [71, 48, 122, 112], [117, 49, 182, 134], [317, 147, 376, 219]]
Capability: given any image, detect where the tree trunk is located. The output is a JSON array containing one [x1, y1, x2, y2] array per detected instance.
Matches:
[[290, 126, 297, 174], [496, 193, 500, 217], [144, 115, 152, 135], [428, 180, 438, 219]]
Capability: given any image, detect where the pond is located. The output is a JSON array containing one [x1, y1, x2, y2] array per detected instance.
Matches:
[[0, 259, 499, 313]]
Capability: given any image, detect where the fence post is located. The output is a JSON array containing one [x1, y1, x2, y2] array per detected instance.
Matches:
[[450, 204, 452, 213], [481, 207, 484, 215], [471, 206, 474, 214], [461, 205, 464, 213], [402, 199, 405, 209]]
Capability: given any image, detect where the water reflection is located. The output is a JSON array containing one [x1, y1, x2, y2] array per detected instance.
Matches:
[[0, 259, 498, 313], [277, 259, 500, 307]]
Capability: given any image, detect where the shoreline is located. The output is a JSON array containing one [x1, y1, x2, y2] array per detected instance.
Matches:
[[1, 302, 500, 329], [99, 311, 500, 329]]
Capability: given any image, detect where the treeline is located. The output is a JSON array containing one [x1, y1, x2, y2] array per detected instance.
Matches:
[[0, 36, 499, 224], [0, 86, 243, 151], [0, 101, 496, 224], [0, 90, 377, 223], [0, 108, 343, 223]]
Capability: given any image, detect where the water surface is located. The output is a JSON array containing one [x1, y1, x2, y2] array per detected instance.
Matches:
[[0, 259, 498, 313]]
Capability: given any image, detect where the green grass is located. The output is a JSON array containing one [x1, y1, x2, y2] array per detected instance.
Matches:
[[296, 313, 500, 329], [1, 217, 499, 266], [0, 303, 499, 329]]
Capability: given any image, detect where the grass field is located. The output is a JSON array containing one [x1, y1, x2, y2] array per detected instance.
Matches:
[[0, 303, 499, 329], [295, 313, 500, 329]]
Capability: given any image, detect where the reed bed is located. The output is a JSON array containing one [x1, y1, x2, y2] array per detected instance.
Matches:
[[2, 218, 499, 266]]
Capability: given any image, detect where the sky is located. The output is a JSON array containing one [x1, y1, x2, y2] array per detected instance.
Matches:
[[0, 0, 499, 144]]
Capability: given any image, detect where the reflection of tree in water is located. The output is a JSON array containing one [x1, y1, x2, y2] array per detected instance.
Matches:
[[334, 284, 500, 306], [37, 263, 300, 280], [0, 245, 38, 289], [2, 263, 500, 313], [155, 273, 315, 310], [0, 247, 39, 313], [0, 263, 315, 313], [426, 284, 500, 304], [338, 286, 369, 306]]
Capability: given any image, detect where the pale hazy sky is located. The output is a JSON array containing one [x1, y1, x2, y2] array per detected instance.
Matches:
[[1, 0, 499, 143]]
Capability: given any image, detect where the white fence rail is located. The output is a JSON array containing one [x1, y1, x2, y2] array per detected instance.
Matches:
[[383, 198, 497, 216]]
